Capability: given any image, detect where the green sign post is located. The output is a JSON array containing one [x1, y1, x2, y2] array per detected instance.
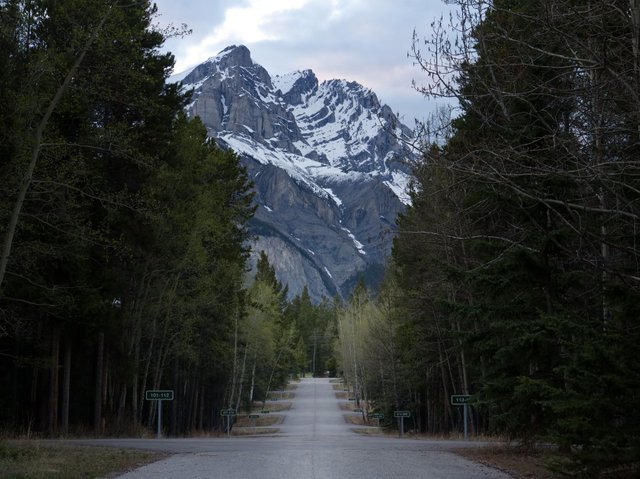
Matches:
[[145, 390, 174, 439], [370, 412, 384, 426], [451, 395, 471, 440], [220, 408, 236, 438], [393, 410, 410, 436]]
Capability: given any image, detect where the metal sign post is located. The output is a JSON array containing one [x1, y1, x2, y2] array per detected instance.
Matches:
[[450, 395, 471, 440], [464, 402, 468, 440], [393, 410, 410, 436], [249, 414, 259, 433], [145, 390, 174, 439], [220, 409, 237, 438]]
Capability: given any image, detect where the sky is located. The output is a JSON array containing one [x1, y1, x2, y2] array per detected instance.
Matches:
[[152, 0, 453, 127]]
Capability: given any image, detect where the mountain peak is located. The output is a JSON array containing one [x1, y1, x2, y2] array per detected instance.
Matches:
[[177, 44, 414, 301], [216, 44, 253, 67]]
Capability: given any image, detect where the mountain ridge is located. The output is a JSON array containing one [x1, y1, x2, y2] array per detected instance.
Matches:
[[175, 45, 415, 301]]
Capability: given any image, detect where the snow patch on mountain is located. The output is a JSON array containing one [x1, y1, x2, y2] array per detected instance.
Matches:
[[342, 227, 366, 255], [272, 71, 305, 95], [322, 188, 343, 207], [174, 45, 413, 206]]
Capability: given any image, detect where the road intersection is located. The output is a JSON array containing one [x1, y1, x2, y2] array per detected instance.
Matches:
[[67, 378, 510, 478]]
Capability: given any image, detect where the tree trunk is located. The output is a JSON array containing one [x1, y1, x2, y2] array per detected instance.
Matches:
[[94, 332, 104, 432], [249, 360, 257, 406], [189, 379, 199, 432], [264, 346, 286, 408], [116, 386, 127, 431], [132, 341, 139, 426], [138, 324, 154, 419], [61, 340, 71, 435], [234, 345, 249, 414], [171, 359, 178, 435], [312, 332, 317, 376], [438, 341, 453, 432], [48, 326, 60, 435], [229, 310, 239, 408], [198, 385, 205, 431]]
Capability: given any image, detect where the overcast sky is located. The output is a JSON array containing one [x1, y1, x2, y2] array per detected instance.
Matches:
[[152, 0, 452, 127]]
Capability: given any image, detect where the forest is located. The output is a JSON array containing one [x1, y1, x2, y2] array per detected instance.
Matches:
[[332, 0, 640, 476], [2, 0, 640, 477], [0, 0, 336, 438]]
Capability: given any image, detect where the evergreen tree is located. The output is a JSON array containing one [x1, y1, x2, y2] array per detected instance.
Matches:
[[0, 0, 256, 436], [394, 0, 640, 473]]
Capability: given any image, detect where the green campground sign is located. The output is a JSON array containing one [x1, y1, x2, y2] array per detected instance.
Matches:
[[450, 394, 471, 405], [145, 390, 174, 401]]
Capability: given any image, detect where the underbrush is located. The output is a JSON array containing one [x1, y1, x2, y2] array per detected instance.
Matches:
[[0, 440, 162, 479]]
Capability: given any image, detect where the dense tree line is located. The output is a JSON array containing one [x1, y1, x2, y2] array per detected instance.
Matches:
[[245, 254, 338, 396], [335, 1, 640, 476], [0, 0, 332, 437]]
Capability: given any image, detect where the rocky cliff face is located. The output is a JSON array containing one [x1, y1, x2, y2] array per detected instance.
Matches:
[[175, 45, 415, 301]]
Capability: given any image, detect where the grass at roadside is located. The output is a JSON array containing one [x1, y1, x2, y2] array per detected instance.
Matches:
[[250, 401, 292, 413], [457, 446, 640, 479], [333, 386, 564, 478], [0, 440, 164, 479], [267, 391, 295, 400], [234, 415, 282, 428], [231, 427, 279, 436], [352, 427, 569, 477], [455, 445, 568, 479]]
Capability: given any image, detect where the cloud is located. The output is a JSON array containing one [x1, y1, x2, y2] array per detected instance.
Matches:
[[163, 0, 313, 72], [154, 0, 453, 122]]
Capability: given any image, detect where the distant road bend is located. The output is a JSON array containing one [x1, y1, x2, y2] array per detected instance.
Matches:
[[71, 378, 510, 478]]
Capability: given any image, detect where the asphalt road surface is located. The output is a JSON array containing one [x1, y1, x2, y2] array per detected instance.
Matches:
[[70, 378, 511, 478]]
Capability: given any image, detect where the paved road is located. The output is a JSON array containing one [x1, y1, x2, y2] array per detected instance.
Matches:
[[70, 378, 511, 478]]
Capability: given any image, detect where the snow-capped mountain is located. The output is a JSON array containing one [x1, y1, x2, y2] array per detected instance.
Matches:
[[175, 45, 415, 301]]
